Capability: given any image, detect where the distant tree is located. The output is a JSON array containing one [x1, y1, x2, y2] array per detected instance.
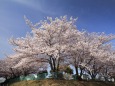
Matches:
[[0, 53, 47, 81]]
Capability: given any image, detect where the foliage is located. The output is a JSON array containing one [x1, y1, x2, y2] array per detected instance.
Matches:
[[64, 66, 73, 74]]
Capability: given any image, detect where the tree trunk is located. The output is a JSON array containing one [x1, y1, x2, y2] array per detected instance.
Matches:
[[91, 74, 96, 80], [79, 68, 83, 78], [75, 66, 78, 76], [52, 58, 56, 72], [75, 66, 82, 80], [49, 57, 54, 71]]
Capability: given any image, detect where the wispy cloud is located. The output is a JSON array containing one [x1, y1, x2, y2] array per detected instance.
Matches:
[[11, 0, 58, 15]]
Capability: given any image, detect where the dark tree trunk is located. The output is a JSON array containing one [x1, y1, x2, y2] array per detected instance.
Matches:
[[75, 66, 78, 76], [75, 66, 82, 80]]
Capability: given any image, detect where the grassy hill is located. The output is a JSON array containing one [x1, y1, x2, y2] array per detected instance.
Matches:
[[8, 79, 115, 86]]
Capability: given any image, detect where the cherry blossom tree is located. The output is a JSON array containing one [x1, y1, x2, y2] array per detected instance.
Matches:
[[8, 16, 115, 81], [9, 16, 78, 73], [0, 53, 48, 81], [66, 31, 115, 80]]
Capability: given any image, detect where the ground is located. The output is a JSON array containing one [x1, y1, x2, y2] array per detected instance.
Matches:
[[6, 79, 115, 86]]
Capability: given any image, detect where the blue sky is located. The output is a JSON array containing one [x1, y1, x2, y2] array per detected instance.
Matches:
[[0, 0, 115, 58]]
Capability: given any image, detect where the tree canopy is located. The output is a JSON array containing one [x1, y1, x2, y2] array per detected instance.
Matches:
[[0, 16, 115, 81]]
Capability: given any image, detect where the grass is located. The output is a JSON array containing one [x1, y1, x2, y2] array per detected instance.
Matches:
[[7, 79, 115, 86]]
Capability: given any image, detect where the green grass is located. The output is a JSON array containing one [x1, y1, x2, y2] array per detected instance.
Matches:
[[8, 79, 115, 86]]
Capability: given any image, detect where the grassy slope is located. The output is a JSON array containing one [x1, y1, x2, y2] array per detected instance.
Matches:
[[9, 79, 115, 86]]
